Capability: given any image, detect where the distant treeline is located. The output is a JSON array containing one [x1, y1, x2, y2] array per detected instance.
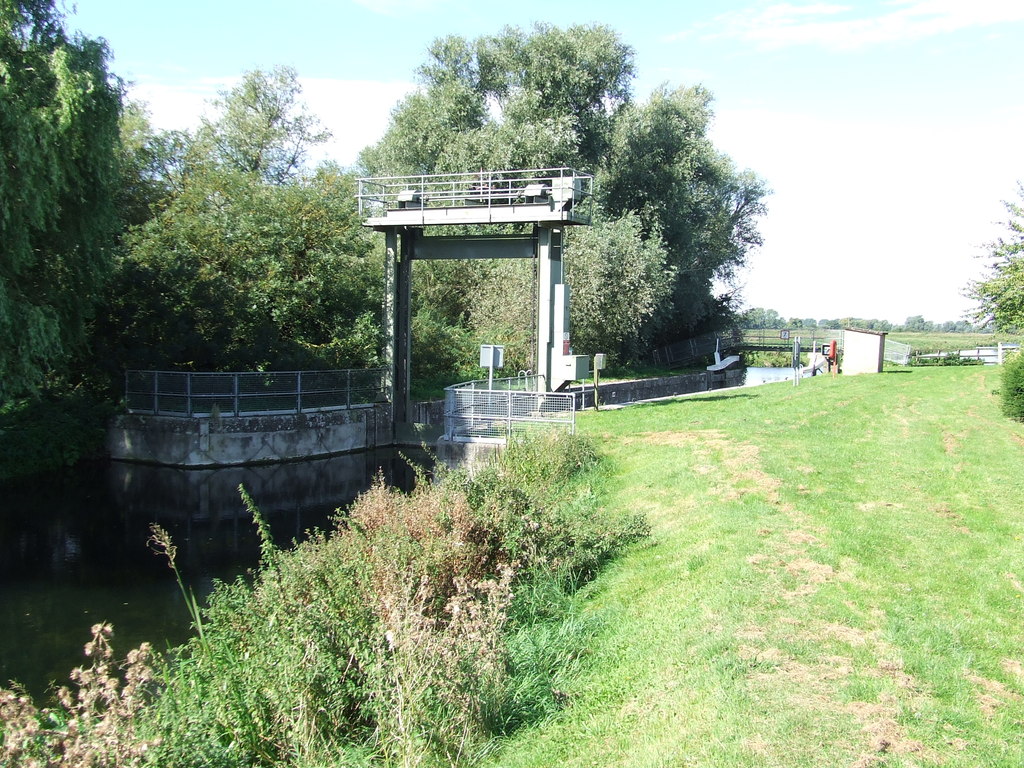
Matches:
[[738, 308, 987, 334]]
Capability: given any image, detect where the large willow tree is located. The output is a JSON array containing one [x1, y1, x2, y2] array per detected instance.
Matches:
[[360, 23, 767, 367], [0, 0, 122, 401]]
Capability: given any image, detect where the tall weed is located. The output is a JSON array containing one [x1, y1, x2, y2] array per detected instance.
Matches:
[[0, 624, 158, 767]]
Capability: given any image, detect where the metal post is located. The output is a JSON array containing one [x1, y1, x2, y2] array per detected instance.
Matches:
[[347, 369, 352, 409], [152, 371, 158, 415], [536, 226, 563, 392], [233, 373, 240, 417], [297, 371, 303, 413], [186, 372, 193, 417], [384, 228, 413, 428]]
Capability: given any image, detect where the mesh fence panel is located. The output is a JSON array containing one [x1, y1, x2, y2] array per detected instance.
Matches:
[[124, 369, 387, 417], [444, 381, 574, 441]]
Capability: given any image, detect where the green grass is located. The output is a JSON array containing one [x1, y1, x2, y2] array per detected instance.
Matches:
[[483, 367, 1024, 767], [888, 330, 1024, 353]]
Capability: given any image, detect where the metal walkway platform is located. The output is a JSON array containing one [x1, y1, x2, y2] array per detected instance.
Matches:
[[357, 168, 593, 228]]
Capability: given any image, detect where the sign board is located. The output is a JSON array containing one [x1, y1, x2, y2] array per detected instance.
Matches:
[[479, 344, 505, 369], [780, 330, 790, 340]]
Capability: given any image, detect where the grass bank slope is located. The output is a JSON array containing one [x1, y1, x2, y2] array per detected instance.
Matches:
[[486, 367, 1024, 768]]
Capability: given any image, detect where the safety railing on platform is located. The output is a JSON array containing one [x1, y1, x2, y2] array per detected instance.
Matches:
[[125, 369, 388, 417], [444, 375, 575, 442], [356, 167, 593, 221]]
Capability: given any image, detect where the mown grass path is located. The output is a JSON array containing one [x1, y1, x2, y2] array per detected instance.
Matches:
[[486, 367, 1024, 767]]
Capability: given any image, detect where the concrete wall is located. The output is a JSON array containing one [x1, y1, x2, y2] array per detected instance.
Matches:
[[842, 329, 887, 375], [109, 370, 746, 467], [109, 405, 391, 467]]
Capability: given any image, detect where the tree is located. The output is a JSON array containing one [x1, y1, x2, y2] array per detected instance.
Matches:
[[968, 183, 1024, 330], [360, 23, 634, 175], [739, 308, 784, 329], [903, 315, 934, 332], [101, 166, 380, 374], [361, 24, 767, 374], [599, 85, 768, 340], [0, 0, 122, 401], [564, 214, 675, 363], [197, 66, 329, 185]]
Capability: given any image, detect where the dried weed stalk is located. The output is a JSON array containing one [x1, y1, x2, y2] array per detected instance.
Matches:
[[0, 623, 159, 767]]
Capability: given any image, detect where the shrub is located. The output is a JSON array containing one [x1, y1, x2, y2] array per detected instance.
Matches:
[[5, 431, 648, 768], [1001, 350, 1024, 421], [0, 389, 114, 482]]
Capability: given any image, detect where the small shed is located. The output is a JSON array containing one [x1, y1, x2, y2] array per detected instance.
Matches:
[[843, 328, 887, 374]]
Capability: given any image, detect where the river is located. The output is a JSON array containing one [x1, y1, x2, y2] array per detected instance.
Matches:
[[0, 448, 428, 702]]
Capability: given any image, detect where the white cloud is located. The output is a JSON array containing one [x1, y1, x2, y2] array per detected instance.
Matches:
[[127, 76, 233, 131], [128, 75, 415, 169], [690, 0, 1024, 51], [711, 105, 1024, 322], [300, 78, 415, 167]]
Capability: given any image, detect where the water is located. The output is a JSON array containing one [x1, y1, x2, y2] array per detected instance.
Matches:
[[0, 449, 428, 701], [744, 366, 830, 386], [745, 366, 798, 385]]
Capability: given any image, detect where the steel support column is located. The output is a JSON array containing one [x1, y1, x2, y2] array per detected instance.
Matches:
[[384, 228, 414, 427], [535, 226, 563, 390]]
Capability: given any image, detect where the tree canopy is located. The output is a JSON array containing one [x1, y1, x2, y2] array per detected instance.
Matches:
[[100, 69, 379, 376], [0, 0, 122, 401], [360, 23, 768, 365], [968, 183, 1024, 331]]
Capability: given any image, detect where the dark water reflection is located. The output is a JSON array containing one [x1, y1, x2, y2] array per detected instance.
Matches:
[[0, 448, 428, 701]]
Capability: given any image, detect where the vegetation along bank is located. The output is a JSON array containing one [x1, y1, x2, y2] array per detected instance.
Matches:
[[5, 366, 1024, 766]]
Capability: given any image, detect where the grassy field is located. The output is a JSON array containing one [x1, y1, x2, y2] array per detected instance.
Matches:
[[483, 366, 1024, 767], [887, 331, 1024, 354]]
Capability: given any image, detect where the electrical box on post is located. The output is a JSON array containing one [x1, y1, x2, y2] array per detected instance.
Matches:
[[562, 355, 590, 381], [594, 353, 606, 371]]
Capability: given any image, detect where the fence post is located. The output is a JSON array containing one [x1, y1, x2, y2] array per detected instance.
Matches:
[[506, 389, 513, 440], [233, 373, 240, 417], [347, 369, 352, 409], [297, 371, 303, 413], [152, 372, 159, 415], [186, 372, 193, 417]]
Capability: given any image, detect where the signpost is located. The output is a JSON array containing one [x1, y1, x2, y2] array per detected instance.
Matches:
[[792, 337, 802, 387]]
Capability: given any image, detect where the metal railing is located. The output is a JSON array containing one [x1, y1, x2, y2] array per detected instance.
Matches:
[[356, 167, 594, 221], [739, 329, 844, 350], [125, 369, 388, 417], [444, 375, 575, 442], [653, 331, 742, 367]]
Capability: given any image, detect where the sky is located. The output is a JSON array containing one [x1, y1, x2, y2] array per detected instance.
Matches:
[[66, 0, 1024, 325]]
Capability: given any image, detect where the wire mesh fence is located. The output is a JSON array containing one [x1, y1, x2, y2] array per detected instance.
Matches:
[[884, 339, 912, 365], [444, 376, 575, 442], [125, 369, 388, 417]]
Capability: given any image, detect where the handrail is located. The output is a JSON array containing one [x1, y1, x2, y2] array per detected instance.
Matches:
[[124, 368, 388, 418], [443, 375, 574, 442]]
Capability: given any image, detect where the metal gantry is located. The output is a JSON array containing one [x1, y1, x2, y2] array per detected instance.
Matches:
[[358, 168, 594, 434]]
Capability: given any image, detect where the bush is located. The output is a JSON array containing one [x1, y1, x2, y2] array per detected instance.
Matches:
[[0, 389, 114, 482], [23, 430, 648, 768], [1001, 350, 1024, 421]]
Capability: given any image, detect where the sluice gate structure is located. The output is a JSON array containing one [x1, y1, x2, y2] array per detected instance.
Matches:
[[357, 168, 595, 445]]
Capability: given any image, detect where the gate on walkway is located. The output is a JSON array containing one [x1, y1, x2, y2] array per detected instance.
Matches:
[[443, 375, 575, 442]]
